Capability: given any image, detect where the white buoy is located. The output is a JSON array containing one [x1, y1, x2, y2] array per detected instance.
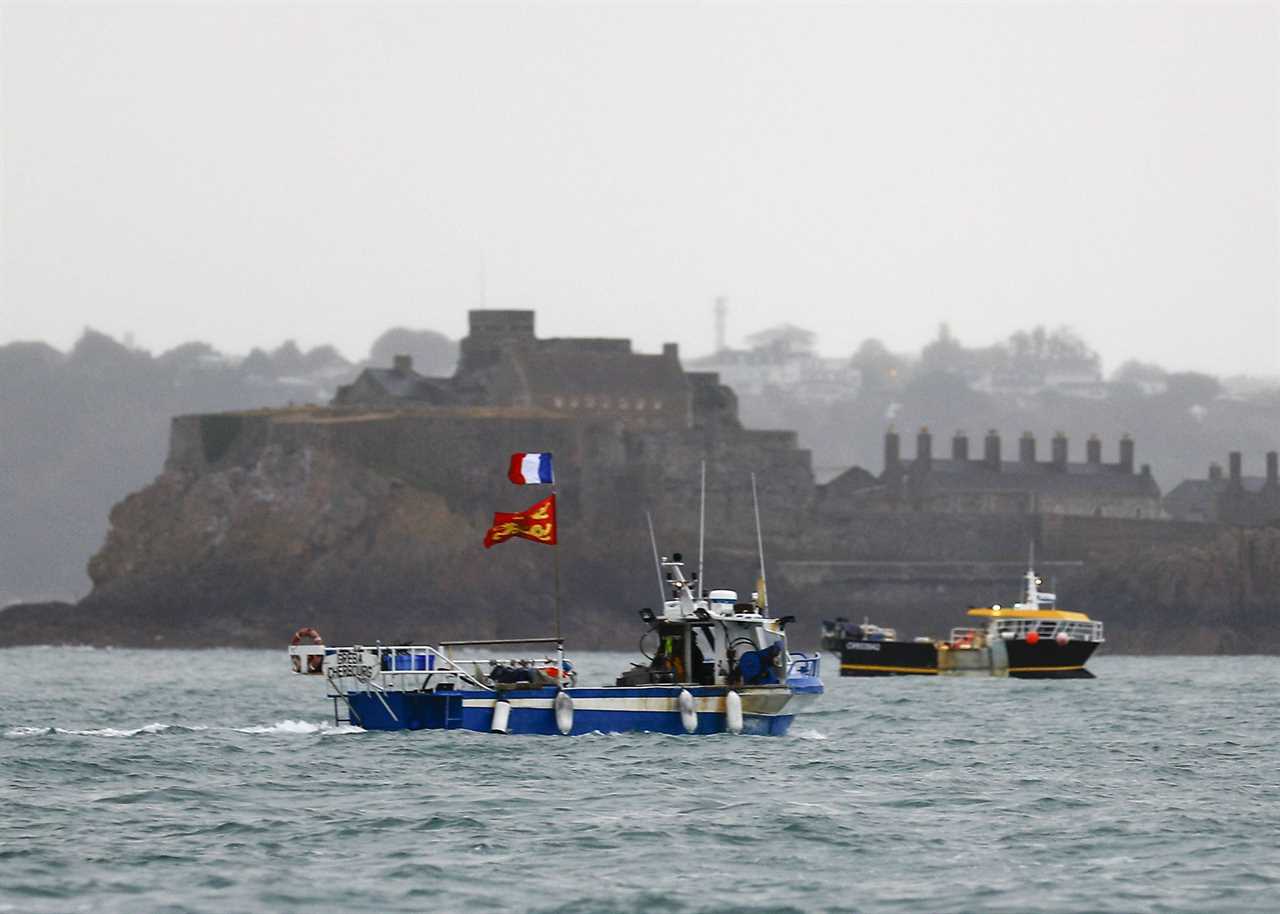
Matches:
[[490, 699, 511, 734], [678, 689, 698, 734], [725, 690, 744, 735], [1055, 631, 1070, 646], [554, 691, 574, 735]]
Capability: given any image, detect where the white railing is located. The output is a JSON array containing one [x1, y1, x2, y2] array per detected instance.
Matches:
[[787, 652, 821, 679], [949, 618, 1105, 645], [324, 642, 573, 694]]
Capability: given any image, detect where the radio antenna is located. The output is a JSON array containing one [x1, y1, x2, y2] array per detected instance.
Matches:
[[645, 511, 665, 605], [697, 460, 706, 602], [751, 473, 768, 613]]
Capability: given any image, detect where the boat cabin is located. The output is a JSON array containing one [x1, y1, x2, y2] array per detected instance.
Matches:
[[615, 554, 791, 688]]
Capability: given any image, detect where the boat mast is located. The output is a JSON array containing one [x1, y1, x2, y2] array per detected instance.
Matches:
[[1025, 540, 1037, 606], [646, 511, 666, 605], [751, 472, 768, 614], [697, 460, 706, 602]]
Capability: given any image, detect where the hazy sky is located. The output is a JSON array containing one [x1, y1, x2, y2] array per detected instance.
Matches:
[[3, 2, 1277, 375]]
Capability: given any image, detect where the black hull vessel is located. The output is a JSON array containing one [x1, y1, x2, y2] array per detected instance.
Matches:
[[828, 562, 1105, 679]]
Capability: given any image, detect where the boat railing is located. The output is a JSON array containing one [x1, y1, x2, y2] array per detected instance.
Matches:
[[324, 642, 573, 694], [787, 652, 821, 679], [946, 627, 984, 647], [324, 644, 485, 693], [989, 618, 1105, 643]]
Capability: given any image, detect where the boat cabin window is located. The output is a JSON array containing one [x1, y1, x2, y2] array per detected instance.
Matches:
[[651, 623, 716, 685]]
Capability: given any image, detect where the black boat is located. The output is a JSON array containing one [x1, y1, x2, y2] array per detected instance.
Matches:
[[833, 564, 1104, 679]]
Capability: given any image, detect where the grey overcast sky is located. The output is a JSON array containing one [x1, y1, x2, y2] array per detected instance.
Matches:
[[2, 2, 1277, 375]]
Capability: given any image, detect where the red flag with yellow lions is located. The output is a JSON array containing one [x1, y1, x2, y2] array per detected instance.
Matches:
[[483, 494, 557, 548]]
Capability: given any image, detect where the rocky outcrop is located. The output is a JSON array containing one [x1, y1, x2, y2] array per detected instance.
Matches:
[[4, 408, 1278, 652], [1073, 527, 1280, 653]]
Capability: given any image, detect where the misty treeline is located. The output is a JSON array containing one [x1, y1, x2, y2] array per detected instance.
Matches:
[[2, 321, 1277, 604], [0, 328, 456, 603], [738, 324, 1279, 488]]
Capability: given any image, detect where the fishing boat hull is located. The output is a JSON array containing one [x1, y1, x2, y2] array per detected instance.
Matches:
[[1004, 639, 1099, 678], [839, 639, 1099, 678], [341, 685, 803, 736], [839, 640, 939, 676]]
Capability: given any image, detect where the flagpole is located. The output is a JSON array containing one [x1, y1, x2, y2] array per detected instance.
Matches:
[[553, 484, 563, 682]]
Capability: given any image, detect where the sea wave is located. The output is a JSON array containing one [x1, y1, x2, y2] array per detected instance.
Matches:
[[232, 719, 365, 736], [3, 722, 207, 738]]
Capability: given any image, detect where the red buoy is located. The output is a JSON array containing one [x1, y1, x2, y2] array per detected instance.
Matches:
[[1025, 630, 1040, 645]]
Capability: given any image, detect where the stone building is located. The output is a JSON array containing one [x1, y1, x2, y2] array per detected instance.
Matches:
[[1165, 452, 1280, 525], [335, 310, 696, 429], [824, 428, 1164, 519]]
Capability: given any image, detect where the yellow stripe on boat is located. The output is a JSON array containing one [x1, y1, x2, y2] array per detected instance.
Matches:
[[1007, 664, 1086, 673], [840, 662, 938, 675], [967, 608, 1092, 621]]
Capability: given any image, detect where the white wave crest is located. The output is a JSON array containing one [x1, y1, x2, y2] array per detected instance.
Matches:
[[791, 728, 829, 741], [3, 723, 207, 738], [234, 719, 364, 736]]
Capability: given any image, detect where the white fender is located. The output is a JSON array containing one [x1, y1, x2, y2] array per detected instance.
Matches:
[[724, 690, 744, 735], [490, 699, 511, 734], [678, 689, 698, 734], [554, 690, 574, 735]]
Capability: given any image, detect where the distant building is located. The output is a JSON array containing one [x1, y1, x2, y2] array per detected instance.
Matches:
[[334, 310, 726, 430], [1165, 452, 1280, 525], [685, 324, 861, 404], [825, 428, 1163, 519]]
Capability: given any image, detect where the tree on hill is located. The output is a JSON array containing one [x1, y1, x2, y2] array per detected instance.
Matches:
[[850, 338, 905, 392], [369, 328, 458, 377], [744, 324, 816, 358]]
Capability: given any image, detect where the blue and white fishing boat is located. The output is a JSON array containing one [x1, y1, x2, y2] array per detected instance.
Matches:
[[290, 462, 821, 735], [290, 552, 823, 736]]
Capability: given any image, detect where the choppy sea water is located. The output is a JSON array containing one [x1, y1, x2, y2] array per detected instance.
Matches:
[[2, 649, 1279, 914]]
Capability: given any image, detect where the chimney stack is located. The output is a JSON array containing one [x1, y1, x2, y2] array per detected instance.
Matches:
[[1208, 462, 1223, 481], [1229, 451, 1242, 487], [1019, 431, 1036, 464], [984, 430, 1002, 471], [952, 431, 969, 462], [1052, 432, 1068, 471], [1119, 434, 1135, 474], [662, 342, 680, 361], [884, 427, 901, 475], [393, 354, 413, 374], [1086, 434, 1102, 465], [916, 424, 936, 471], [1267, 451, 1278, 489]]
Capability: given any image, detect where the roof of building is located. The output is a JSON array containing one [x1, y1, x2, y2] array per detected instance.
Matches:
[[1164, 477, 1269, 519], [508, 348, 688, 399], [899, 458, 1161, 498], [359, 367, 423, 399]]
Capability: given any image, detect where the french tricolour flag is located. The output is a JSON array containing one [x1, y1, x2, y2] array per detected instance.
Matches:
[[508, 452, 554, 485]]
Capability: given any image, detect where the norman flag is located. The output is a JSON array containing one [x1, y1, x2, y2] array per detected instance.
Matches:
[[508, 452, 554, 485], [483, 494, 557, 548]]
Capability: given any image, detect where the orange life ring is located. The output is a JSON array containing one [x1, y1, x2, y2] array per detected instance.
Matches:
[[952, 632, 974, 649], [291, 627, 324, 673]]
